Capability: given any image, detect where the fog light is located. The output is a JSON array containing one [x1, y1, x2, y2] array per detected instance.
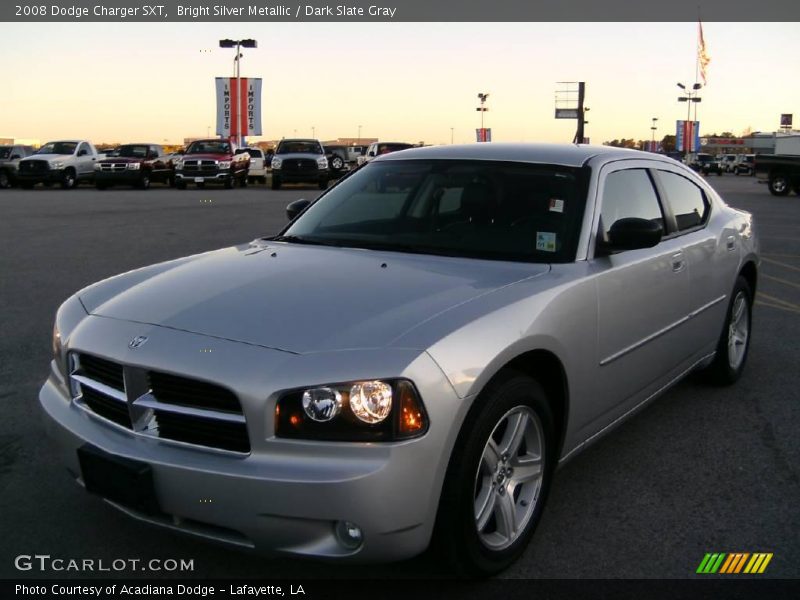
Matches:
[[302, 387, 342, 422], [349, 381, 392, 424], [335, 520, 363, 550]]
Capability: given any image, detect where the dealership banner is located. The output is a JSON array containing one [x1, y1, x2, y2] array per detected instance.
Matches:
[[215, 78, 262, 138], [676, 120, 700, 152]]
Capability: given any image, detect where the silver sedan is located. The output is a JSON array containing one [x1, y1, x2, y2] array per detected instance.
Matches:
[[41, 143, 758, 575]]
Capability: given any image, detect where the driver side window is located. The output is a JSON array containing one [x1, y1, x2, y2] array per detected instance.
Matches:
[[600, 169, 664, 241]]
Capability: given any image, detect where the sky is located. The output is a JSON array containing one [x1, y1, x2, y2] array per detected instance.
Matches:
[[2, 22, 798, 146]]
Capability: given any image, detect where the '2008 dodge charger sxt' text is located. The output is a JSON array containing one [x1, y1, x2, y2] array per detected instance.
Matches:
[[40, 144, 758, 575]]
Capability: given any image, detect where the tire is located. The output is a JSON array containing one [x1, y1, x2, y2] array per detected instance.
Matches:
[[703, 276, 753, 385], [768, 173, 790, 196], [734, 169, 740, 176], [318, 179, 329, 190], [168, 175, 176, 188], [330, 156, 344, 171], [196, 182, 205, 189], [95, 183, 107, 190], [61, 169, 77, 189], [239, 175, 248, 188], [21, 183, 34, 189], [0, 170, 10, 188], [433, 372, 555, 576], [223, 177, 233, 189], [139, 174, 150, 190], [176, 180, 187, 190], [271, 176, 281, 190]]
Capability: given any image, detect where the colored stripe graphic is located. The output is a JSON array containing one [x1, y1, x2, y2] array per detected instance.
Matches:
[[744, 553, 773, 574], [697, 553, 726, 573], [698, 552, 773, 574], [720, 553, 750, 574]]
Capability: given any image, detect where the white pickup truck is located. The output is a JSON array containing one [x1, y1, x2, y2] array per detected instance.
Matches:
[[17, 140, 102, 189]]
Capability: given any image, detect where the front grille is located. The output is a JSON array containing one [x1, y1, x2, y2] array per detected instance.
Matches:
[[81, 386, 132, 428], [281, 159, 318, 174], [19, 160, 49, 173], [99, 163, 129, 172], [70, 353, 250, 454]]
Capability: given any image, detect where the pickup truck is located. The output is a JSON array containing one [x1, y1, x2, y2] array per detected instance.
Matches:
[[0, 144, 35, 188], [754, 154, 800, 196], [94, 143, 173, 190], [174, 139, 249, 189], [17, 140, 102, 189], [270, 139, 329, 190]]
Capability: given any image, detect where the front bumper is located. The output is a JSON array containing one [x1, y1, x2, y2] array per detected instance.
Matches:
[[95, 171, 145, 185], [17, 170, 67, 185], [39, 321, 465, 562], [273, 169, 329, 184], [175, 170, 233, 184]]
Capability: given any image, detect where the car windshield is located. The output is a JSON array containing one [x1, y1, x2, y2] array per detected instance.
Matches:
[[276, 141, 323, 155], [0, 147, 11, 159], [280, 160, 586, 263], [378, 143, 413, 154], [36, 142, 77, 155], [117, 145, 149, 158], [187, 141, 231, 154]]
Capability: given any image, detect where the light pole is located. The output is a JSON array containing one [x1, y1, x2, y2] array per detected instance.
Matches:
[[219, 38, 257, 148], [650, 117, 658, 151], [476, 93, 489, 140], [450, 127, 454, 144], [312, 126, 316, 139], [357, 125, 362, 145], [677, 83, 701, 158]]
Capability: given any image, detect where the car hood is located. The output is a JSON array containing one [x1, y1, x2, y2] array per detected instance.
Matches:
[[80, 242, 549, 354], [23, 153, 71, 161], [276, 153, 325, 160]]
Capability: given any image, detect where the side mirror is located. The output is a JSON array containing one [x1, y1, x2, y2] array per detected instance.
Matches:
[[604, 217, 663, 252], [368, 151, 376, 157], [10, 154, 21, 160], [78, 149, 88, 156], [286, 198, 311, 221]]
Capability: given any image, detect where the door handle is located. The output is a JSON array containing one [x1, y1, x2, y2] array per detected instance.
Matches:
[[726, 235, 736, 251], [671, 252, 685, 272]]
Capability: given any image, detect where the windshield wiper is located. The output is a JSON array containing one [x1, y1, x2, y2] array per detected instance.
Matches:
[[269, 235, 342, 247]]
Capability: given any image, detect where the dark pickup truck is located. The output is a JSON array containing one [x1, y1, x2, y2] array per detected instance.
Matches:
[[0, 144, 35, 188], [174, 139, 250, 189], [94, 143, 173, 189], [755, 154, 800, 196]]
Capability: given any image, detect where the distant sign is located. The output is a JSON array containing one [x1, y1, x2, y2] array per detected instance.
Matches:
[[780, 113, 793, 127], [555, 108, 579, 119], [676, 120, 701, 152], [215, 77, 262, 138], [476, 128, 492, 142]]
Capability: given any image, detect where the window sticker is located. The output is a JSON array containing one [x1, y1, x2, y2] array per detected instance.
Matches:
[[549, 198, 565, 213], [536, 232, 557, 252]]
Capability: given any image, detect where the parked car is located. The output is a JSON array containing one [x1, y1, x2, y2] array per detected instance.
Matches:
[[345, 145, 366, 165], [174, 139, 249, 189], [17, 140, 101, 189], [94, 144, 173, 190], [733, 154, 756, 176], [270, 139, 329, 190], [0, 144, 35, 188], [235, 147, 267, 184], [690, 153, 723, 175], [720, 154, 737, 173], [356, 141, 415, 166], [41, 144, 758, 576], [754, 154, 800, 196]]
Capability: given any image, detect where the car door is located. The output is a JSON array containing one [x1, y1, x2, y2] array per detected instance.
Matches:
[[652, 167, 731, 356], [76, 142, 93, 176], [590, 163, 695, 418]]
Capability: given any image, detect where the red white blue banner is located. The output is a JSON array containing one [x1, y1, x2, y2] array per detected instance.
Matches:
[[676, 120, 700, 152], [215, 77, 262, 138]]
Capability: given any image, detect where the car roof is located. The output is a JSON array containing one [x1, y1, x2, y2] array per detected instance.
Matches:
[[375, 142, 672, 168]]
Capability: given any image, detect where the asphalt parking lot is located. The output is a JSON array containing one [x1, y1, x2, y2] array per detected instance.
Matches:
[[0, 175, 798, 580]]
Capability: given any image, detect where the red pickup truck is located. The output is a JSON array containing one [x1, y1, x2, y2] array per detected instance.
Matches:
[[174, 139, 250, 189]]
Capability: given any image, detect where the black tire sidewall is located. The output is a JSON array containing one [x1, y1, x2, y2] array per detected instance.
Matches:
[[707, 276, 753, 385], [436, 372, 555, 576]]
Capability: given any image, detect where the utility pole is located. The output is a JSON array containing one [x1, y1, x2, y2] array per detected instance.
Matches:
[[574, 82, 586, 144]]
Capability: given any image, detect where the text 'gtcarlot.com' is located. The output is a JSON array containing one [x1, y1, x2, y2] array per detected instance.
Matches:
[[13, 554, 194, 572]]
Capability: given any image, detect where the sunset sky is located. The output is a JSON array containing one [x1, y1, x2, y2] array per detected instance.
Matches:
[[2, 22, 798, 146]]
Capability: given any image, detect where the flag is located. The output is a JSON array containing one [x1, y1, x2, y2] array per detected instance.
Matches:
[[698, 21, 710, 85]]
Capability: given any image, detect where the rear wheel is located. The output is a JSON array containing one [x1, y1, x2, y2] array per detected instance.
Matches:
[[703, 276, 752, 385], [433, 372, 555, 576], [768, 173, 790, 196], [330, 156, 344, 171]]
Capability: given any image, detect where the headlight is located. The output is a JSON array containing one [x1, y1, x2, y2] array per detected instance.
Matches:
[[271, 157, 282, 169], [275, 379, 427, 441], [52, 322, 68, 380], [174, 159, 184, 169], [126, 163, 141, 170], [93, 163, 102, 170], [218, 160, 231, 170], [317, 157, 328, 169], [50, 161, 64, 170]]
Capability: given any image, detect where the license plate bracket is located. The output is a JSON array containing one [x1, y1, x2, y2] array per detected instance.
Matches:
[[77, 444, 160, 514]]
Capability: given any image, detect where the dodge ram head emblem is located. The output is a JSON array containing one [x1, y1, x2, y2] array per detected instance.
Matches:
[[128, 336, 149, 349]]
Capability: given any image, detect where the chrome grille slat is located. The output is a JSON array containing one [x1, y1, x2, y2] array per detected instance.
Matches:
[[69, 353, 250, 454]]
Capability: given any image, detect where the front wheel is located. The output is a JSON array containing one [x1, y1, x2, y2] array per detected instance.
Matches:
[[433, 372, 555, 576], [703, 276, 752, 385], [175, 180, 187, 190], [0, 170, 10, 188], [138, 174, 150, 190], [768, 174, 790, 196], [61, 169, 77, 189]]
